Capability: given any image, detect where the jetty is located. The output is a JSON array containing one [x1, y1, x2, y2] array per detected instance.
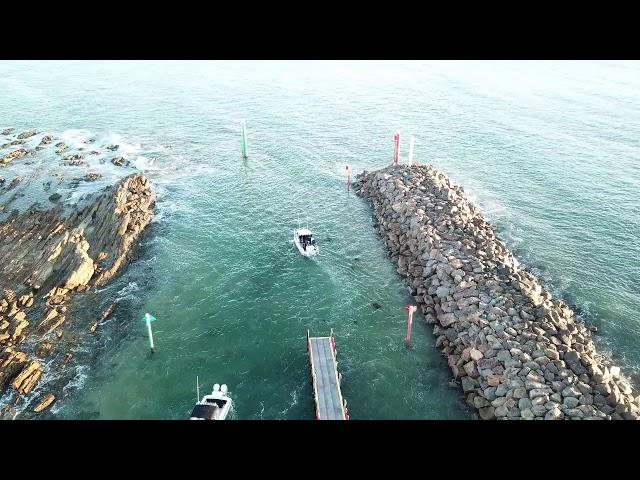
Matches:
[[306, 329, 348, 420], [354, 164, 639, 420]]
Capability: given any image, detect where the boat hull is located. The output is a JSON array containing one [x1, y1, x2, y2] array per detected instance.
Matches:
[[294, 231, 318, 257]]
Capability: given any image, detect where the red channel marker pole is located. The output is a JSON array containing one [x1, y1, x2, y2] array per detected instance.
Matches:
[[405, 305, 417, 347], [345, 165, 351, 192], [393, 132, 400, 165]]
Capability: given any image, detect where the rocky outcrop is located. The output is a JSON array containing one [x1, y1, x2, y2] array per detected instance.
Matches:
[[90, 303, 116, 333], [1, 140, 25, 149], [111, 157, 130, 167], [61, 154, 85, 166], [35, 136, 53, 151], [84, 172, 102, 182], [0, 173, 155, 417], [1, 177, 22, 194], [355, 164, 639, 420], [33, 393, 55, 412], [55, 143, 68, 155], [16, 130, 37, 140], [1, 148, 28, 167]]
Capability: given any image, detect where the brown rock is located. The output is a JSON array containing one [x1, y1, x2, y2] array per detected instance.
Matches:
[[16, 130, 37, 139], [33, 393, 56, 413], [11, 360, 42, 394], [36, 341, 54, 357], [84, 172, 102, 182]]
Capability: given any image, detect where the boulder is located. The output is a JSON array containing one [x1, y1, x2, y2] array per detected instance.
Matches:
[[478, 406, 495, 420], [520, 408, 534, 420], [111, 156, 130, 167], [461, 376, 477, 392], [17, 130, 37, 139], [545, 407, 564, 420], [563, 397, 580, 409], [33, 393, 55, 413], [469, 348, 483, 361]]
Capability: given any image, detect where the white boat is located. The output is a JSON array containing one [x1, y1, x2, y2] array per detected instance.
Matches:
[[294, 220, 318, 257], [190, 380, 232, 420]]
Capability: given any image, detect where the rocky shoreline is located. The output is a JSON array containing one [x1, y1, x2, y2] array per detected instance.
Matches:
[[0, 128, 155, 418], [355, 164, 639, 420]]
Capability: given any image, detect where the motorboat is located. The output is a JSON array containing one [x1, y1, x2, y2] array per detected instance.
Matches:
[[190, 381, 232, 420], [294, 221, 318, 257]]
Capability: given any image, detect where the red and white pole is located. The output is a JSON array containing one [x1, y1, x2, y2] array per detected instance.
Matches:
[[405, 305, 417, 347], [393, 132, 400, 165], [345, 165, 351, 192]]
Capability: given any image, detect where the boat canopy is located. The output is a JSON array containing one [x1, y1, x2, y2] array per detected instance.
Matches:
[[297, 228, 312, 236], [191, 403, 220, 420]]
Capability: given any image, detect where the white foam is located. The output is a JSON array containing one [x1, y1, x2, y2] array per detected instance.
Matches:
[[151, 211, 165, 224], [61, 365, 90, 395], [102, 133, 143, 157], [115, 281, 139, 302], [59, 129, 95, 148], [129, 155, 155, 171]]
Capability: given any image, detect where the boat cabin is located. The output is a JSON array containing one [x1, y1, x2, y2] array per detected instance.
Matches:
[[297, 229, 316, 251]]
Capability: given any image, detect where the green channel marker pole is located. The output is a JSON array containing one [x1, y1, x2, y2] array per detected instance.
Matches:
[[144, 312, 156, 353], [241, 120, 248, 159]]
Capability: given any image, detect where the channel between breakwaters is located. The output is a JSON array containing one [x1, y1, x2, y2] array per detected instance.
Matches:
[[355, 164, 639, 420]]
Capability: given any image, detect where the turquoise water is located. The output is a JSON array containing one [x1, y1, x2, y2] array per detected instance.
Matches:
[[1, 61, 638, 419]]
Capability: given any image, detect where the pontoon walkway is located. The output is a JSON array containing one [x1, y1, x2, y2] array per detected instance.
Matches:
[[306, 329, 349, 420]]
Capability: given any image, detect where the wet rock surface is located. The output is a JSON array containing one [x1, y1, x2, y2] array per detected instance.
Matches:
[[84, 172, 102, 182], [355, 164, 639, 420], [0, 158, 155, 418], [16, 130, 37, 140], [61, 154, 85, 166], [111, 157, 130, 167], [1, 148, 28, 167]]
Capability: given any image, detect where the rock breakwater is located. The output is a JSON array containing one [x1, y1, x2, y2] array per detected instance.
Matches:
[[355, 164, 639, 420]]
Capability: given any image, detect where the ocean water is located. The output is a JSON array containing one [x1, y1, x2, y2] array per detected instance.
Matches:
[[0, 60, 638, 419]]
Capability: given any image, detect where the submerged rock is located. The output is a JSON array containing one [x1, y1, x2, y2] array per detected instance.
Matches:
[[37, 135, 53, 147], [111, 156, 129, 167], [0, 148, 28, 166], [16, 130, 37, 140], [1, 139, 25, 148], [33, 393, 55, 413], [61, 154, 85, 166], [90, 303, 116, 332], [55, 143, 68, 155], [83, 172, 102, 182], [5, 177, 22, 191]]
